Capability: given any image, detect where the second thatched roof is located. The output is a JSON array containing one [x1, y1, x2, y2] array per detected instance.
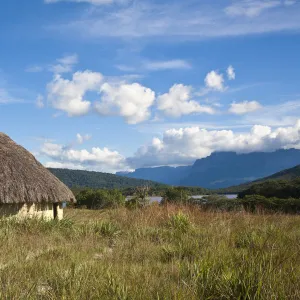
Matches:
[[0, 133, 75, 204]]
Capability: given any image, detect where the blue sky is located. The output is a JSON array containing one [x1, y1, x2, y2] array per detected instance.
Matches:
[[1, 0, 300, 173]]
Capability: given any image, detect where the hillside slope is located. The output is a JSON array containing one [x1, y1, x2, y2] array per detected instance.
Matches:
[[48, 168, 166, 189], [219, 165, 300, 193], [264, 165, 300, 180]]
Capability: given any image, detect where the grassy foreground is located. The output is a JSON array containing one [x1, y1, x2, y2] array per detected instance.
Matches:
[[0, 205, 300, 299]]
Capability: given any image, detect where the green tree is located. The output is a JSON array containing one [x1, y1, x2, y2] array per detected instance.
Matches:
[[161, 187, 191, 205], [76, 189, 125, 209], [125, 186, 150, 209]]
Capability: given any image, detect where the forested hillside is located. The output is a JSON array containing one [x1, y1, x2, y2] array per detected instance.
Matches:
[[219, 164, 300, 194], [238, 178, 300, 199], [48, 168, 166, 189]]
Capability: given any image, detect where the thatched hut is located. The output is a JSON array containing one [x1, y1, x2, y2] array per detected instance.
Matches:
[[0, 133, 75, 220]]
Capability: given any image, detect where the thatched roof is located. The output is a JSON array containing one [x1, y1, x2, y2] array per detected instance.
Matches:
[[0, 133, 75, 204]]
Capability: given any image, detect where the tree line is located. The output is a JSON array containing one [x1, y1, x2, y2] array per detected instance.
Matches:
[[72, 178, 300, 214]]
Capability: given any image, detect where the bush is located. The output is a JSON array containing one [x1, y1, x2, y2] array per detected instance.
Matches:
[[76, 189, 125, 209], [161, 187, 191, 205], [93, 221, 122, 238], [167, 212, 191, 233], [195, 195, 243, 212], [240, 195, 300, 214], [125, 186, 150, 209]]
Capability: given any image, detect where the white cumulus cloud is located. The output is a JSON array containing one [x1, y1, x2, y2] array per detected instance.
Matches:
[[47, 70, 103, 116], [229, 100, 262, 114], [41, 141, 127, 173], [157, 84, 215, 118], [205, 70, 225, 91], [95, 82, 155, 124], [128, 120, 300, 168]]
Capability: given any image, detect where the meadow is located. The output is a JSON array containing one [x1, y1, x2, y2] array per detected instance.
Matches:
[[0, 205, 300, 299]]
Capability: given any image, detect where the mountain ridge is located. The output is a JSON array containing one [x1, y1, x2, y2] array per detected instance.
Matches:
[[118, 149, 300, 189]]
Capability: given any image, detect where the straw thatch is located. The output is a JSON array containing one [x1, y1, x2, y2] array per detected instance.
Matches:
[[0, 133, 75, 204]]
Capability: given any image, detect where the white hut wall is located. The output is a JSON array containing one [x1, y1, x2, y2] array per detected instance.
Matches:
[[0, 203, 63, 220]]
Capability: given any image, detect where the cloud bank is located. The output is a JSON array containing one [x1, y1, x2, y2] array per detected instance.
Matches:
[[41, 121, 300, 172], [127, 120, 300, 168], [41, 141, 127, 173]]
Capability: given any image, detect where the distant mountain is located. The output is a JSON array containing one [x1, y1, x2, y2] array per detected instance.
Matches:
[[117, 166, 192, 185], [219, 164, 300, 193], [118, 149, 300, 189], [48, 168, 166, 189]]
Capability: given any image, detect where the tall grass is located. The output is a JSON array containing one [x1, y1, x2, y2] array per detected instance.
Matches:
[[0, 205, 299, 299]]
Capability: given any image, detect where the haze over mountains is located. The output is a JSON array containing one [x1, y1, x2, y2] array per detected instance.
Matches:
[[117, 149, 300, 189]]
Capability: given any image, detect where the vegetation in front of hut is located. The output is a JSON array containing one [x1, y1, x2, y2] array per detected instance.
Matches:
[[75, 189, 126, 209], [74, 181, 300, 214], [0, 206, 299, 299]]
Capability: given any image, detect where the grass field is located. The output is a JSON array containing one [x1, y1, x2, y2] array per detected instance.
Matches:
[[0, 205, 300, 299]]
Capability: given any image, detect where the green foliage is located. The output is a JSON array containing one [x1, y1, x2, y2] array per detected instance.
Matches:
[[218, 165, 300, 194], [125, 186, 150, 209], [196, 195, 243, 212], [234, 230, 265, 249], [50, 168, 212, 198], [236, 178, 300, 213], [167, 212, 191, 233], [161, 187, 191, 204], [121, 185, 211, 197], [160, 243, 196, 263], [76, 188, 125, 209], [193, 193, 300, 214], [240, 195, 300, 214], [49, 168, 165, 190], [239, 178, 300, 199], [93, 221, 122, 238]]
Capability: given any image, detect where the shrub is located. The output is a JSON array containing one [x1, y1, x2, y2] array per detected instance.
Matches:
[[93, 221, 122, 238], [161, 187, 191, 205], [167, 212, 191, 233], [76, 189, 125, 209], [240, 195, 300, 214], [194, 195, 243, 212], [125, 186, 150, 209]]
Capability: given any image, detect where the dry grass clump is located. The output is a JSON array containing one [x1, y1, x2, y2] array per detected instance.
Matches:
[[0, 205, 299, 299]]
